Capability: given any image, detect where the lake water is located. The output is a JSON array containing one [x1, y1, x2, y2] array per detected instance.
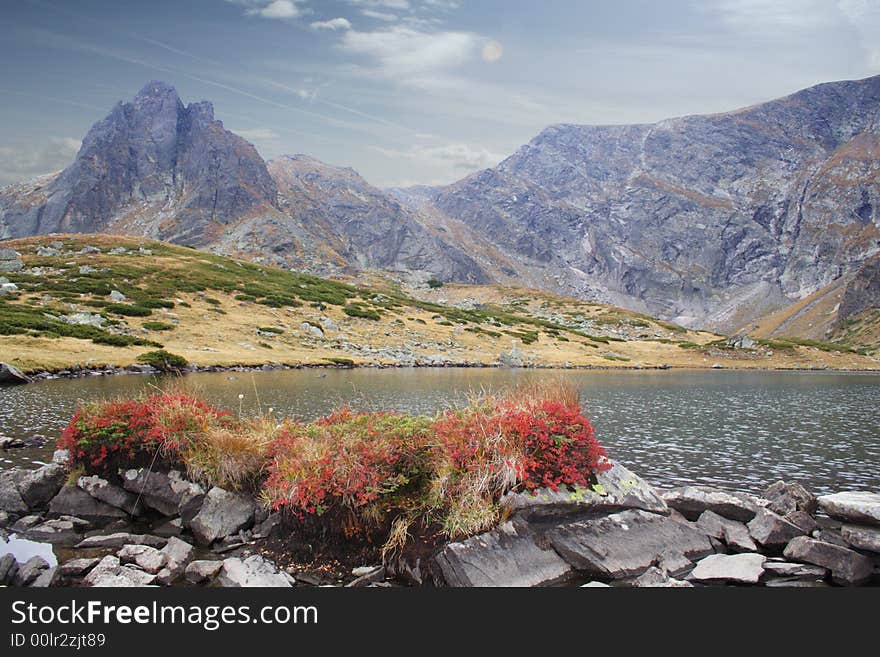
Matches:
[[1, 368, 878, 495]]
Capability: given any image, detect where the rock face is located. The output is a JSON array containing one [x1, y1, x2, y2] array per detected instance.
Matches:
[[0, 82, 488, 286], [660, 486, 759, 522], [783, 536, 874, 586], [840, 524, 880, 552], [0, 362, 30, 385], [547, 509, 714, 579], [415, 74, 880, 330], [432, 520, 574, 587], [817, 491, 880, 526], [189, 487, 255, 546], [48, 485, 129, 524], [500, 461, 668, 518]]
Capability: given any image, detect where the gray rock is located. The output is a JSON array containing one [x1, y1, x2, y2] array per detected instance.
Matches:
[[75, 533, 167, 549], [660, 486, 759, 522], [217, 555, 293, 587], [36, 246, 61, 256], [631, 566, 693, 588], [83, 555, 156, 587], [761, 561, 828, 581], [151, 517, 183, 538], [14, 556, 50, 586], [0, 510, 10, 527], [501, 460, 668, 518], [783, 536, 873, 586], [784, 510, 820, 535], [189, 487, 254, 546], [108, 290, 127, 302], [121, 469, 185, 516], [817, 491, 880, 527], [696, 510, 757, 552], [52, 450, 70, 465], [0, 553, 19, 584], [156, 536, 195, 584], [433, 520, 573, 587], [49, 486, 129, 524], [22, 518, 82, 545], [184, 560, 222, 584], [299, 322, 324, 338], [252, 512, 281, 539], [117, 544, 167, 574], [812, 528, 851, 548], [345, 566, 385, 587], [547, 509, 714, 579], [688, 553, 766, 584], [839, 524, 880, 553], [78, 475, 141, 515], [18, 463, 68, 508], [59, 557, 101, 577], [0, 363, 30, 385], [0, 469, 28, 514], [747, 508, 804, 550], [764, 481, 817, 516], [30, 566, 59, 587], [0, 248, 24, 272]]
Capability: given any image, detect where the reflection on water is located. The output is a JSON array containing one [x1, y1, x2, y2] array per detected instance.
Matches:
[[1, 534, 58, 566], [1, 368, 878, 495]]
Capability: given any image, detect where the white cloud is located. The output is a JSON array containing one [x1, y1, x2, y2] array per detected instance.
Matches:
[[361, 9, 399, 21], [341, 25, 480, 78], [233, 128, 281, 141], [310, 17, 353, 31], [0, 137, 81, 186], [371, 142, 503, 173], [225, 0, 305, 19], [705, 0, 880, 67], [348, 0, 410, 9]]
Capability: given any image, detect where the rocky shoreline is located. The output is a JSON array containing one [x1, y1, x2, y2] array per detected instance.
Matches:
[[3, 359, 876, 388], [2, 454, 878, 588]]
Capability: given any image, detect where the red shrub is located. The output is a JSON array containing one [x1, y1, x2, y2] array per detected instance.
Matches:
[[264, 409, 433, 519], [58, 393, 232, 473]]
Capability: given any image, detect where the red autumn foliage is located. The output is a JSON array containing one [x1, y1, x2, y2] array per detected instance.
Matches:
[[432, 398, 609, 493], [58, 392, 231, 473]]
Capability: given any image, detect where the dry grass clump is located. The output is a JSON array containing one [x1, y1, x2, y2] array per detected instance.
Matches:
[[181, 416, 282, 492]]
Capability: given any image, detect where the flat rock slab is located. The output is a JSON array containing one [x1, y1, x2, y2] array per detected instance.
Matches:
[[75, 532, 167, 549], [689, 553, 766, 584], [185, 560, 223, 584], [117, 545, 167, 574], [78, 475, 141, 516], [59, 558, 101, 577], [217, 555, 293, 587], [547, 509, 714, 580], [433, 521, 573, 587], [660, 486, 759, 522], [761, 561, 828, 581], [501, 460, 668, 518], [817, 492, 880, 527], [839, 524, 880, 553], [783, 536, 873, 586]]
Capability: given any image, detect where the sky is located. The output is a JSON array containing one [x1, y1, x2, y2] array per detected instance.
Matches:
[[1, 0, 879, 188]]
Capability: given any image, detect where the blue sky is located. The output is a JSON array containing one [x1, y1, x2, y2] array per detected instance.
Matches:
[[1, 0, 879, 187]]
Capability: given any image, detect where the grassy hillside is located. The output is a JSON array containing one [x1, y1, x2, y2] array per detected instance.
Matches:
[[0, 234, 877, 373]]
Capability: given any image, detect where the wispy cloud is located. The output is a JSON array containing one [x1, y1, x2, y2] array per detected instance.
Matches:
[[370, 142, 503, 184], [310, 18, 352, 31], [341, 25, 481, 79], [0, 137, 81, 186], [232, 127, 281, 141]]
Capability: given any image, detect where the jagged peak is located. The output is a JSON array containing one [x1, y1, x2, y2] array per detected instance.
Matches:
[[135, 80, 180, 100]]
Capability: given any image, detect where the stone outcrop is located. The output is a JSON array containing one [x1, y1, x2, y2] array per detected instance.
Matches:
[[432, 520, 574, 587], [660, 486, 760, 522], [0, 362, 30, 385], [817, 491, 880, 526], [547, 509, 714, 579], [189, 487, 255, 546], [783, 536, 874, 586]]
